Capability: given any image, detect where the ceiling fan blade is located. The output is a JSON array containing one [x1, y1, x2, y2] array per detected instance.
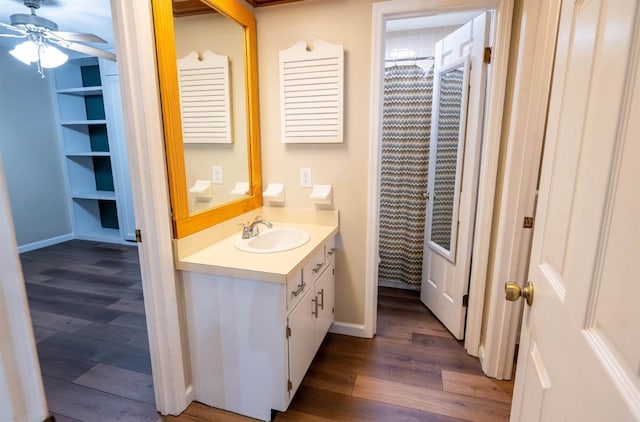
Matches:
[[0, 22, 27, 35], [50, 39, 116, 62], [11, 0, 64, 7], [51, 31, 107, 44], [0, 33, 27, 38]]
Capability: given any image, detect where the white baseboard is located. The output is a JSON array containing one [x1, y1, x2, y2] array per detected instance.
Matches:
[[183, 384, 194, 412], [157, 384, 193, 416], [479, 344, 492, 377], [329, 321, 372, 338], [18, 233, 73, 254]]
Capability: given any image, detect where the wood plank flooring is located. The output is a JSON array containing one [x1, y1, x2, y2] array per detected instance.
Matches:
[[21, 240, 158, 421], [21, 240, 514, 421]]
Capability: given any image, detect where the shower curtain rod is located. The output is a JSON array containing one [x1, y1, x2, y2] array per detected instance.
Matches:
[[384, 56, 434, 62]]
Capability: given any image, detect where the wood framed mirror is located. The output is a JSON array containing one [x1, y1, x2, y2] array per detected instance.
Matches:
[[151, 0, 262, 238]]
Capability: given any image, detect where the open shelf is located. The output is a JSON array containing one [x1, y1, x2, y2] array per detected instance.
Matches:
[[66, 152, 111, 157], [54, 58, 134, 244], [60, 120, 108, 126], [57, 87, 103, 96], [71, 191, 117, 200]]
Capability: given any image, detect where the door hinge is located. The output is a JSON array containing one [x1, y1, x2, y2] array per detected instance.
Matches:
[[287, 380, 293, 391], [135, 229, 142, 243], [523, 216, 534, 228], [483, 46, 492, 64], [332, 307, 334, 314], [286, 326, 291, 338], [462, 294, 469, 307]]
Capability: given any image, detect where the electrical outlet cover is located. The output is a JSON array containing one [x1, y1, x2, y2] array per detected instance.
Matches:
[[212, 166, 223, 184], [300, 168, 312, 187]]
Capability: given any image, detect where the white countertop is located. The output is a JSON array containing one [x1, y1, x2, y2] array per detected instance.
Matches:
[[175, 221, 338, 283]]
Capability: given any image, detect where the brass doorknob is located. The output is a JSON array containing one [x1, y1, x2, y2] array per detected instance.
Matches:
[[505, 281, 534, 306]]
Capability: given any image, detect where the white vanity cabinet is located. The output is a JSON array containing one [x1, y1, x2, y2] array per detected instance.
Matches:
[[287, 257, 335, 395], [181, 234, 336, 421]]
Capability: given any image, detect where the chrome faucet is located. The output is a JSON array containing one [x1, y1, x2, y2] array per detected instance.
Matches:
[[239, 216, 273, 239]]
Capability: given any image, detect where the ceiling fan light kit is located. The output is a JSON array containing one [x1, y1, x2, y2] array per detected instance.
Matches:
[[10, 38, 68, 68], [1, 0, 115, 77]]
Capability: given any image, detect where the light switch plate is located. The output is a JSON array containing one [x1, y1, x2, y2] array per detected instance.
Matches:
[[300, 168, 312, 187], [212, 166, 223, 184]]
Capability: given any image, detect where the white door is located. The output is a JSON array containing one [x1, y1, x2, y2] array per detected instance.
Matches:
[[510, 1, 640, 420], [421, 12, 490, 339]]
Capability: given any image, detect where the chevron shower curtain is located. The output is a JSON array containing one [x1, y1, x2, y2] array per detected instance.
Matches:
[[378, 64, 433, 289]]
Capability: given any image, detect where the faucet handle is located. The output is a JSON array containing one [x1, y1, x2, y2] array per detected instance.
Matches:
[[238, 222, 252, 239]]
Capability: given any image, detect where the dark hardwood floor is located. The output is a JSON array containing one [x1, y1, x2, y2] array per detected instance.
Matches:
[[21, 240, 157, 421], [21, 240, 513, 422]]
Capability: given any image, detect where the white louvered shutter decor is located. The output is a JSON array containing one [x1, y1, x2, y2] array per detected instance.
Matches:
[[279, 39, 344, 143], [177, 50, 232, 144]]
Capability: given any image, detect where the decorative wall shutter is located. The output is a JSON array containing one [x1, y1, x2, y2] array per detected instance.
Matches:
[[279, 39, 344, 143], [177, 50, 232, 144]]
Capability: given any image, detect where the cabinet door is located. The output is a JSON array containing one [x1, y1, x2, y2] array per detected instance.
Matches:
[[287, 288, 316, 396], [315, 263, 335, 347]]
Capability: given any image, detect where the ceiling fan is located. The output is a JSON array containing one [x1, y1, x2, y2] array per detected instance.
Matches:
[[0, 0, 115, 75]]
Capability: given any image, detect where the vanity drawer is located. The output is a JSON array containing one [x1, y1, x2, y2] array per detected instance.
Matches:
[[287, 270, 306, 311], [325, 237, 336, 266], [287, 244, 329, 310], [303, 248, 326, 287]]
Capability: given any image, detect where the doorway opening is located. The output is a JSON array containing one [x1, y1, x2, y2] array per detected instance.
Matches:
[[376, 10, 491, 341], [0, 2, 156, 418], [377, 21, 459, 293], [365, 0, 515, 360]]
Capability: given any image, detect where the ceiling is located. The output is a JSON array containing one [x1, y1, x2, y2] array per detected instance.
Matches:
[[172, 0, 304, 16], [0, 0, 304, 53], [386, 11, 483, 32], [0, 0, 115, 55], [1, 1, 475, 57]]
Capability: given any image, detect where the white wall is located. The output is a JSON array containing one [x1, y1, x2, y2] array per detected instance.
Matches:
[[385, 25, 460, 71], [0, 47, 71, 247]]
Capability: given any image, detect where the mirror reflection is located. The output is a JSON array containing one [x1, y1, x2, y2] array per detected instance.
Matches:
[[429, 59, 468, 257], [173, 6, 250, 214], [152, 0, 261, 238]]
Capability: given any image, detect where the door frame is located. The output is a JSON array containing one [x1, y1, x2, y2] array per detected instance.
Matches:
[[108, 1, 191, 414], [365, 0, 514, 357], [479, 0, 561, 379]]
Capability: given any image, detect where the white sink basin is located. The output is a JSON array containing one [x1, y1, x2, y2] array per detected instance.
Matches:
[[235, 227, 310, 253]]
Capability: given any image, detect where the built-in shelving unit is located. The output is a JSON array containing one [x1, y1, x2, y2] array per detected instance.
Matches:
[[53, 57, 135, 243]]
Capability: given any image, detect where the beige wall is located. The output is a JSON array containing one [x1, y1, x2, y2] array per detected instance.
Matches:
[[254, 0, 525, 331], [255, 0, 377, 324]]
